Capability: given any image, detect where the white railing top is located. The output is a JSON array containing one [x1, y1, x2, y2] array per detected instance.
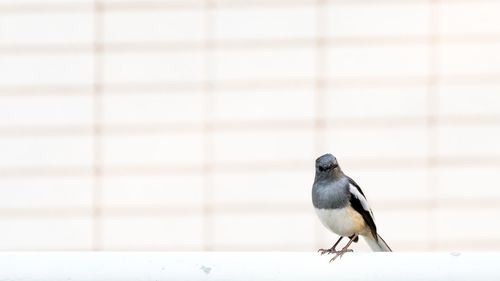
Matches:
[[0, 252, 498, 281]]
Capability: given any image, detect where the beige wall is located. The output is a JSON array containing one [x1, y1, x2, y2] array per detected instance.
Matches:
[[0, 0, 499, 252]]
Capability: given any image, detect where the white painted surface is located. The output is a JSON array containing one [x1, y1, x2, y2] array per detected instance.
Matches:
[[0, 252, 498, 281]]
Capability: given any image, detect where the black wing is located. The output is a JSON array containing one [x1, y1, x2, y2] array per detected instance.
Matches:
[[347, 176, 366, 197], [347, 176, 378, 241]]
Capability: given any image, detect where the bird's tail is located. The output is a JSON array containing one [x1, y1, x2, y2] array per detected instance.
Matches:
[[363, 233, 392, 252]]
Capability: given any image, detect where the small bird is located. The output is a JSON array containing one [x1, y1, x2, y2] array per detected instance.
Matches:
[[312, 153, 391, 261]]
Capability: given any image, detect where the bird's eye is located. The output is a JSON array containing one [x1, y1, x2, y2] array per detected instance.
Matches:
[[319, 165, 330, 172], [318, 163, 338, 172]]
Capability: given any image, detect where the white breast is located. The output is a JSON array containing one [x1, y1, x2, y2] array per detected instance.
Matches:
[[315, 207, 366, 237]]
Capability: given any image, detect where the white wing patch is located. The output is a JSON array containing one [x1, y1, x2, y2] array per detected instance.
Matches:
[[349, 183, 375, 221]]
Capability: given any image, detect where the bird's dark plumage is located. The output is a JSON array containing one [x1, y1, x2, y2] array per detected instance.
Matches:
[[347, 176, 378, 241]]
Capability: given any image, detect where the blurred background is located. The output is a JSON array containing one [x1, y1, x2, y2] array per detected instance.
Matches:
[[0, 0, 499, 252]]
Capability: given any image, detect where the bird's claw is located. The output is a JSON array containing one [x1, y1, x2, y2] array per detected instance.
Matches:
[[329, 248, 353, 262], [317, 248, 337, 255]]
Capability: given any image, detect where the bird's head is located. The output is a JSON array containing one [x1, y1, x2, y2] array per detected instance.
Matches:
[[315, 153, 340, 173]]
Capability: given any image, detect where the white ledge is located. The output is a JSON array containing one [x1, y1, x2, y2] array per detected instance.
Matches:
[[0, 252, 498, 281]]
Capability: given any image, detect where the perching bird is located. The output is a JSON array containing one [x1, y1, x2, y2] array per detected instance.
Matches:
[[312, 153, 391, 261]]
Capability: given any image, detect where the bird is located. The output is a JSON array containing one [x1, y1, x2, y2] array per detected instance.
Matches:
[[312, 153, 391, 262]]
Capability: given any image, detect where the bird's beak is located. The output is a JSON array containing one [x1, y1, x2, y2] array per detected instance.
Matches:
[[319, 163, 338, 171]]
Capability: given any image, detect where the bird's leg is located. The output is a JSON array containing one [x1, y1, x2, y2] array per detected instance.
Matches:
[[330, 234, 358, 262], [349, 234, 359, 243], [317, 236, 343, 255]]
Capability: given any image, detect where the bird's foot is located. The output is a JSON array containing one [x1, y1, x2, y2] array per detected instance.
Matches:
[[329, 247, 353, 262], [317, 247, 338, 255]]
